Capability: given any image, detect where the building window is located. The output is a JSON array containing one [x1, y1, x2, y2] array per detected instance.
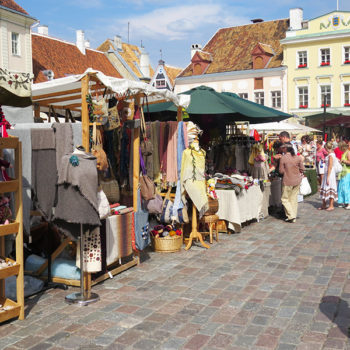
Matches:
[[155, 79, 166, 88], [271, 91, 281, 108], [254, 77, 263, 90], [344, 84, 350, 106], [297, 51, 307, 68], [238, 93, 248, 99], [255, 91, 264, 105], [320, 85, 331, 107], [320, 48, 330, 66], [344, 47, 350, 64], [298, 87, 308, 108], [11, 32, 19, 55]]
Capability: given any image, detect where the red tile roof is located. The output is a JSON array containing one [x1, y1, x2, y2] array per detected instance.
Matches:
[[0, 0, 28, 15], [32, 34, 122, 83], [179, 19, 289, 77], [164, 65, 182, 86]]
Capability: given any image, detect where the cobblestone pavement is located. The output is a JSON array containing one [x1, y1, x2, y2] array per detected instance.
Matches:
[[1, 194, 350, 350]]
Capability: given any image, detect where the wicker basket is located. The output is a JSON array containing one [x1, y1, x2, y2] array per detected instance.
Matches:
[[151, 234, 183, 253], [205, 197, 219, 215]]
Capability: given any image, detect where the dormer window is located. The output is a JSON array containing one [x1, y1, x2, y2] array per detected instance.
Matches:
[[251, 43, 274, 70], [254, 57, 264, 69], [155, 79, 166, 88], [191, 50, 212, 76]]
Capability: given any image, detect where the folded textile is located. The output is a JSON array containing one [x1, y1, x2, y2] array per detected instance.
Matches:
[[106, 212, 133, 265], [31, 128, 55, 150], [52, 123, 73, 171], [31, 129, 57, 221]]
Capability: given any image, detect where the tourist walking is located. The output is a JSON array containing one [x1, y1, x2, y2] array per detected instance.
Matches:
[[319, 141, 338, 211], [338, 141, 350, 209], [279, 145, 304, 223]]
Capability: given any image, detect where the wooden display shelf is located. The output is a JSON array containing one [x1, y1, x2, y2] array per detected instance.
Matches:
[[0, 258, 19, 279], [0, 222, 19, 237], [0, 137, 18, 149], [0, 297, 21, 323], [47, 256, 139, 288], [0, 180, 18, 193]]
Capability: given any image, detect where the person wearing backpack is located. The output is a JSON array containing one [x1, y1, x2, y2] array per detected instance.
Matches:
[[337, 142, 350, 210], [319, 141, 338, 211]]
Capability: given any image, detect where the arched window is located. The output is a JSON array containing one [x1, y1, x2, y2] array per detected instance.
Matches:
[[193, 63, 202, 75], [255, 56, 264, 69]]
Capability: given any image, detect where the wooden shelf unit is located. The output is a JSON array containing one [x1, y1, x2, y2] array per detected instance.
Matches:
[[0, 137, 24, 322]]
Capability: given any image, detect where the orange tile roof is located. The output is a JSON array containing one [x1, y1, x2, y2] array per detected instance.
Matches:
[[179, 19, 289, 77], [0, 0, 28, 15], [97, 39, 154, 78], [164, 65, 182, 86], [32, 34, 122, 83]]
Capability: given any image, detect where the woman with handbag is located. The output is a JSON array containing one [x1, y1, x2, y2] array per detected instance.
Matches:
[[279, 145, 304, 223]]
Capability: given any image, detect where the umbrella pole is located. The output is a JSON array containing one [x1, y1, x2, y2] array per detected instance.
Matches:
[[323, 95, 326, 140]]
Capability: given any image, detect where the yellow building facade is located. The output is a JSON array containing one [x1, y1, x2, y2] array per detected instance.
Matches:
[[281, 10, 350, 117]]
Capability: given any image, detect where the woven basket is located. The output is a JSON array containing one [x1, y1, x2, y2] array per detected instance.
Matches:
[[151, 234, 183, 253], [205, 197, 219, 215]]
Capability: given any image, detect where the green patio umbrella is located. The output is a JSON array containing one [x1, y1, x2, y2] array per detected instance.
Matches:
[[220, 92, 291, 121], [147, 86, 290, 122]]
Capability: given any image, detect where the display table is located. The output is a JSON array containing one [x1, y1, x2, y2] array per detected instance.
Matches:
[[304, 168, 318, 196], [216, 185, 263, 232]]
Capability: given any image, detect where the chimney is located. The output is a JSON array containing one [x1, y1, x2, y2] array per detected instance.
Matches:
[[113, 35, 122, 51], [76, 29, 86, 55], [191, 43, 202, 59], [251, 19, 264, 23], [289, 8, 303, 30], [37, 25, 48, 36], [139, 47, 150, 78]]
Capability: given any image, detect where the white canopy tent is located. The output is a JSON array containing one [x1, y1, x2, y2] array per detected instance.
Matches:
[[250, 121, 321, 134], [32, 68, 190, 112]]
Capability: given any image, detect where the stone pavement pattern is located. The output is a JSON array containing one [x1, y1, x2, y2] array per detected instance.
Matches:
[[1, 194, 350, 349]]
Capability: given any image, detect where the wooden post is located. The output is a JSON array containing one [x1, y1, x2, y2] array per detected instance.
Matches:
[[177, 106, 182, 122], [34, 103, 40, 122], [133, 96, 141, 211], [81, 74, 90, 151], [15, 142, 24, 319]]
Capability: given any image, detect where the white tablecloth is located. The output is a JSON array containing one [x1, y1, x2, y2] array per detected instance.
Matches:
[[216, 185, 263, 232]]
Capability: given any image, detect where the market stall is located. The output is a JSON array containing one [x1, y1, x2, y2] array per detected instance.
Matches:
[[145, 86, 297, 235], [22, 69, 191, 295]]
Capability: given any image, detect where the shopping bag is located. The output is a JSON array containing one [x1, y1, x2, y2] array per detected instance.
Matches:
[[333, 157, 343, 174], [299, 176, 311, 196], [134, 188, 150, 251]]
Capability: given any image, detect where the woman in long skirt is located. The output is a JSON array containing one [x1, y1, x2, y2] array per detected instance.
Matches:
[[319, 141, 338, 211]]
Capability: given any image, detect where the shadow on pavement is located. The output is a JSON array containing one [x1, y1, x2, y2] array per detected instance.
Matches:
[[319, 296, 350, 338]]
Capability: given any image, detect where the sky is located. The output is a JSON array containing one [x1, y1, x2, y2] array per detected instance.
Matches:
[[20, 0, 350, 70]]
